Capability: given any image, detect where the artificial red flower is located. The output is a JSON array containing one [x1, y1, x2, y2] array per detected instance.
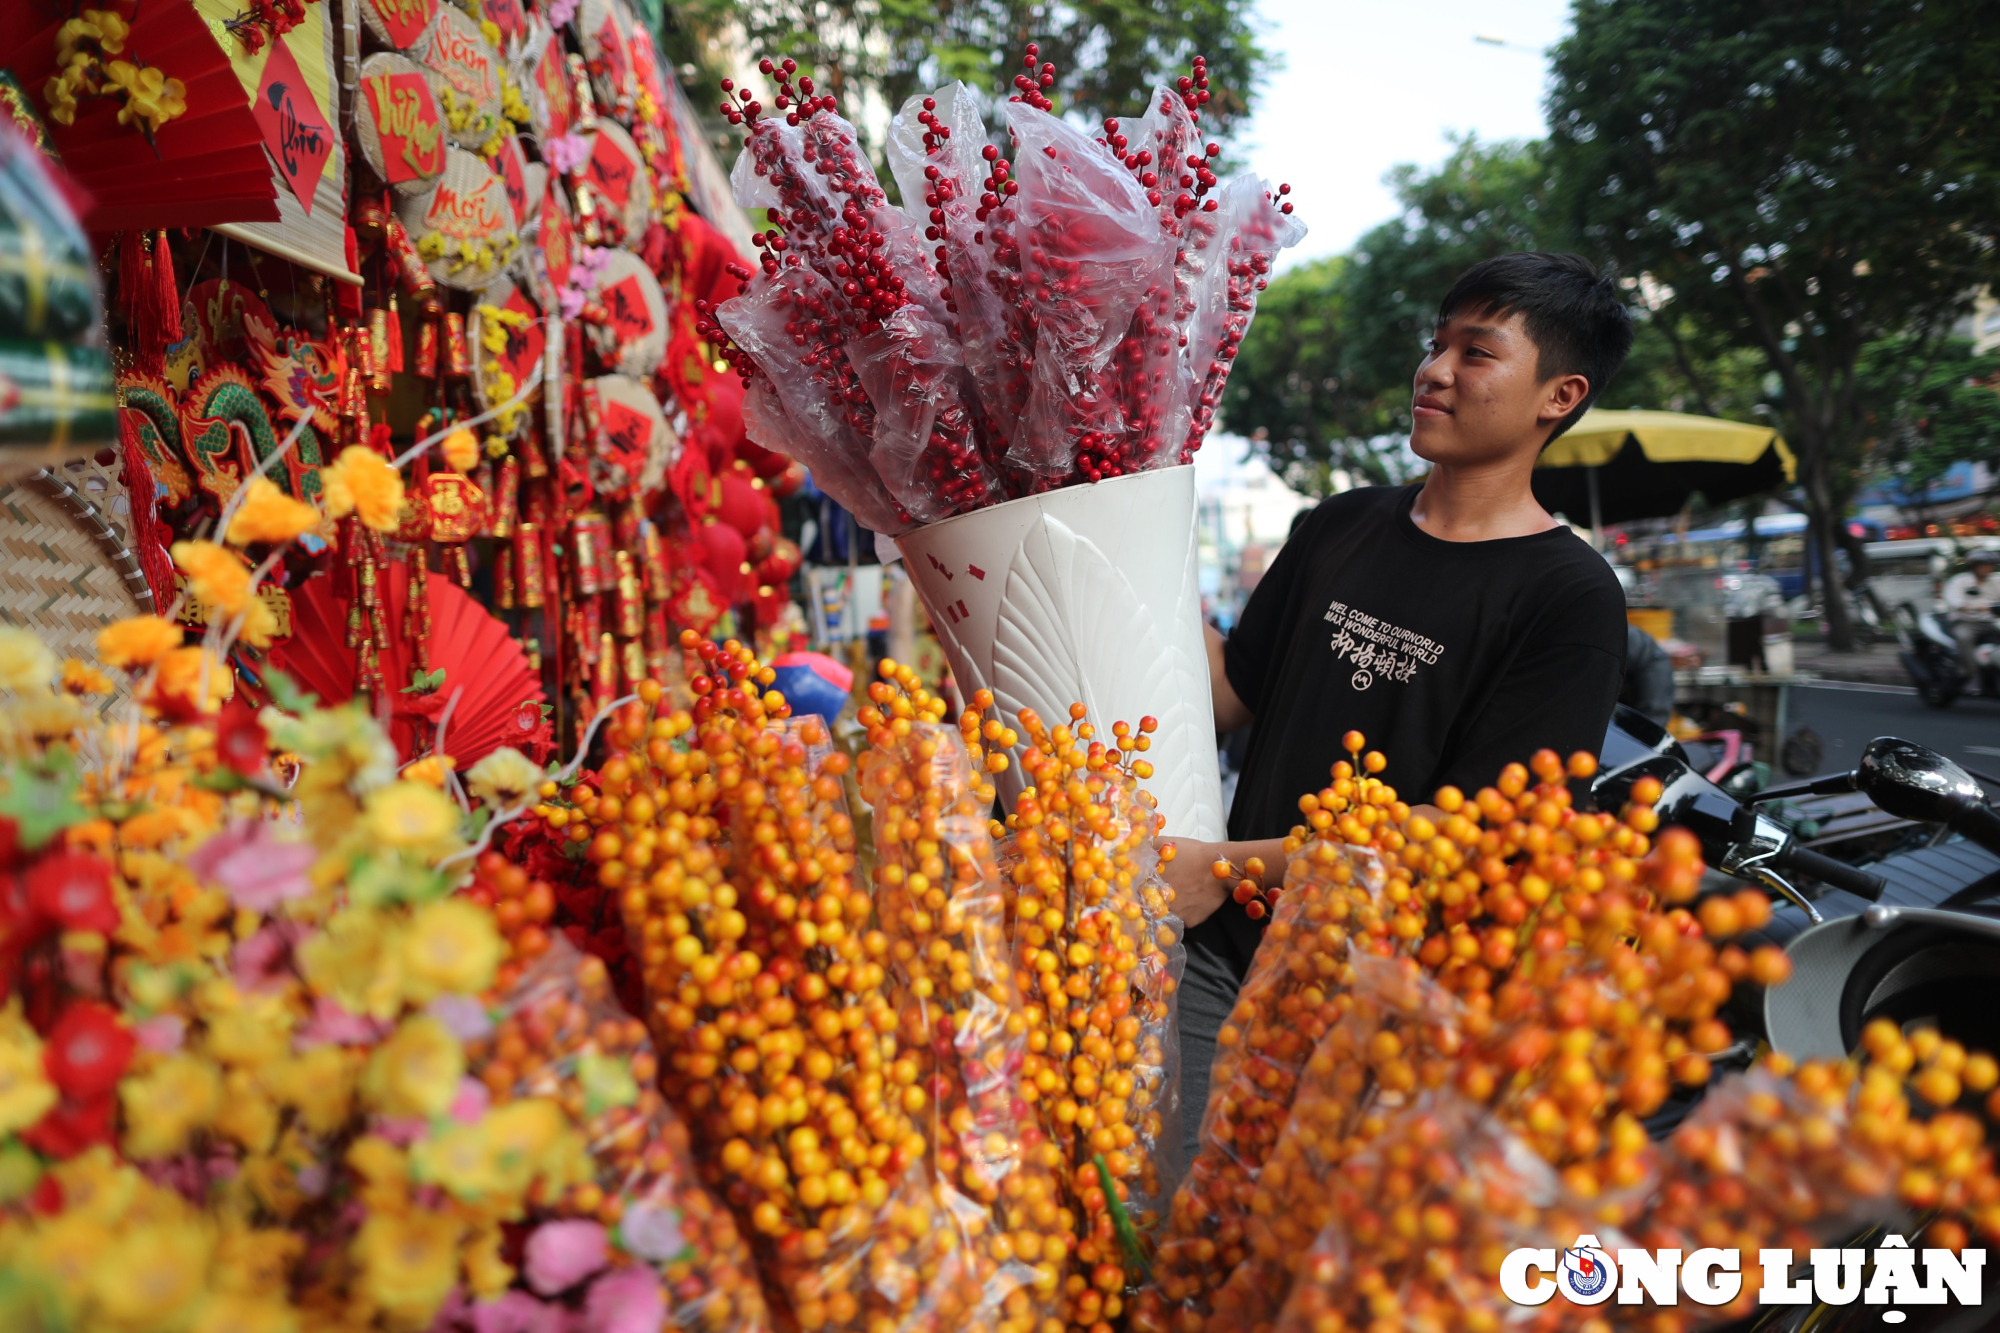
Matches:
[[43, 1001, 134, 1101], [216, 696, 269, 777], [21, 1094, 116, 1157], [25, 851, 118, 934]]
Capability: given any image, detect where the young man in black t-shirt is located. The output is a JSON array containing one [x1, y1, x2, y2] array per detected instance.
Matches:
[[1166, 252, 1635, 1154]]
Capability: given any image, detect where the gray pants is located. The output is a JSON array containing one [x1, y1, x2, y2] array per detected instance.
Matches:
[[1175, 937, 1244, 1163], [1955, 619, 1992, 679]]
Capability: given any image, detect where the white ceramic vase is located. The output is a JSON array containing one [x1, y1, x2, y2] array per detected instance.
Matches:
[[895, 464, 1226, 840]]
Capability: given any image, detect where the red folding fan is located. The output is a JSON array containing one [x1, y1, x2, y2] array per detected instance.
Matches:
[[267, 563, 547, 765], [1, 0, 276, 232]]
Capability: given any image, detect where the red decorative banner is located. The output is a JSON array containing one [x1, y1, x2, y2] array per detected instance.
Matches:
[[363, 72, 445, 184], [600, 275, 654, 344], [481, 0, 528, 47], [587, 132, 635, 213], [253, 39, 333, 212], [496, 289, 545, 384], [534, 42, 573, 140], [540, 192, 573, 292], [424, 177, 509, 241], [596, 17, 629, 91], [601, 399, 652, 474], [492, 135, 528, 224]]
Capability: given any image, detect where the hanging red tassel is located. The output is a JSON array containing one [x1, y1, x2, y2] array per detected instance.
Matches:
[[337, 226, 364, 319], [120, 232, 164, 376], [385, 293, 405, 372], [153, 230, 182, 343], [368, 420, 394, 458]]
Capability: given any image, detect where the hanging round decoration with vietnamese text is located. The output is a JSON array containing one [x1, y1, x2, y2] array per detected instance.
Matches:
[[586, 248, 665, 377], [358, 0, 438, 52], [396, 148, 521, 291], [578, 119, 651, 246], [355, 54, 448, 195], [535, 183, 575, 302], [586, 373, 677, 500], [417, 5, 506, 151], [478, 0, 530, 61], [470, 277, 546, 437], [489, 133, 540, 232], [578, 0, 635, 109]]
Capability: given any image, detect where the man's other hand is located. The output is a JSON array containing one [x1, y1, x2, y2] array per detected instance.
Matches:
[[1160, 837, 1229, 927]]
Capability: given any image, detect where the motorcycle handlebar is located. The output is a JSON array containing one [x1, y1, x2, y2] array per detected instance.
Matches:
[[1773, 842, 1888, 902]]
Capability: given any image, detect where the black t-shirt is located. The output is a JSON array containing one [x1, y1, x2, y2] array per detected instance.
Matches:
[[1193, 482, 1627, 979]]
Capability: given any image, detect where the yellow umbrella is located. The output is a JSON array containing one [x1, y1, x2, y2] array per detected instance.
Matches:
[[1533, 409, 1796, 529]]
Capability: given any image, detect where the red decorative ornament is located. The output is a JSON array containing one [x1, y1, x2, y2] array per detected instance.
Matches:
[[696, 520, 747, 601]]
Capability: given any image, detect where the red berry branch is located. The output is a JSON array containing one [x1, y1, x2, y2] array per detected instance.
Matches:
[[698, 45, 1306, 534]]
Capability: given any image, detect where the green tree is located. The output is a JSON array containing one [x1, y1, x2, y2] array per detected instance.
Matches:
[[1859, 333, 2000, 506], [661, 0, 1267, 163], [1547, 0, 2000, 648]]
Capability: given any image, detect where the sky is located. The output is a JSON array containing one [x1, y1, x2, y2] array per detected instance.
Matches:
[[1240, 0, 1575, 271]]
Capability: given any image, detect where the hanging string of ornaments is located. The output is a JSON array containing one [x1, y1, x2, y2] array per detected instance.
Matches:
[[692, 46, 1303, 535]]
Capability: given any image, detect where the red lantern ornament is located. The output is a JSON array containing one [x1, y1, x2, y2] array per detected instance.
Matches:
[[715, 467, 766, 540], [697, 520, 747, 601]]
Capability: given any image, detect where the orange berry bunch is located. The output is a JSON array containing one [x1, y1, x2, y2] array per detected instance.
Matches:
[[853, 667, 1062, 1332], [543, 635, 1034, 1333], [465, 939, 771, 1329], [997, 700, 1183, 1333], [465, 849, 559, 983]]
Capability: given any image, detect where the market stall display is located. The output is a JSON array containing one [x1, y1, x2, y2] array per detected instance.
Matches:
[[1, 7, 1997, 1333]]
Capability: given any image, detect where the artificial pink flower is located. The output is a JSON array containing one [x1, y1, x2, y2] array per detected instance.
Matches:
[[188, 822, 315, 912], [582, 1265, 663, 1333], [449, 1077, 490, 1125], [133, 1014, 185, 1053], [523, 1219, 609, 1295], [294, 996, 387, 1049]]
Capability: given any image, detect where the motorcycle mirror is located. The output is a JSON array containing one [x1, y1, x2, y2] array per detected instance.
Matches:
[[1856, 737, 1986, 824]]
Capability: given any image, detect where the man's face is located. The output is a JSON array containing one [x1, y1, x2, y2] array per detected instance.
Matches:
[[1409, 307, 1588, 467]]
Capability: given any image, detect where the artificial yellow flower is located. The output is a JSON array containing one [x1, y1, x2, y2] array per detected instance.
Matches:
[[98, 615, 183, 669], [399, 754, 454, 789], [214, 1068, 279, 1154], [192, 1291, 302, 1333], [464, 746, 542, 810], [478, 1097, 587, 1198], [409, 1117, 505, 1203], [439, 427, 479, 473], [298, 906, 406, 1020], [0, 626, 58, 693], [105, 60, 187, 135], [462, 1218, 514, 1300], [363, 781, 462, 853], [347, 1134, 412, 1214], [89, 1219, 211, 1328], [226, 477, 322, 547], [210, 1221, 305, 1298], [23, 1208, 115, 1305], [351, 1210, 464, 1327], [261, 1044, 360, 1136], [0, 1002, 58, 1135], [321, 447, 406, 533], [62, 657, 114, 694], [361, 1015, 463, 1119], [120, 1052, 223, 1158], [46, 1146, 138, 1223], [401, 898, 502, 1001], [57, 9, 128, 63], [200, 985, 296, 1068], [173, 540, 253, 617], [150, 645, 236, 715], [14, 691, 85, 741], [263, 702, 399, 793]]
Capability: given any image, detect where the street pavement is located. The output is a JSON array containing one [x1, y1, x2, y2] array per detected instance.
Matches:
[[1788, 680, 2000, 780]]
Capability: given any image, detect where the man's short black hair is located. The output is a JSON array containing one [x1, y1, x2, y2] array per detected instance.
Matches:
[[1436, 252, 1635, 445]]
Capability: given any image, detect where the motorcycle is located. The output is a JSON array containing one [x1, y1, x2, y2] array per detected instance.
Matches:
[[1593, 705, 2000, 1070], [1897, 604, 2000, 708]]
